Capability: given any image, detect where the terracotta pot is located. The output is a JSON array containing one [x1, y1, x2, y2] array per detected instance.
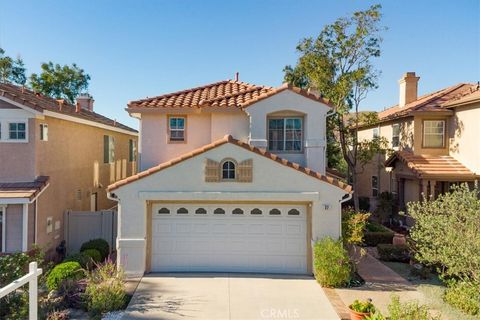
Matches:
[[393, 233, 406, 245], [349, 309, 371, 320]]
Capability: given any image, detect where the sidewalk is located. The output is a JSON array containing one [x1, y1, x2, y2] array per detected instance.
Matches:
[[334, 248, 426, 316]]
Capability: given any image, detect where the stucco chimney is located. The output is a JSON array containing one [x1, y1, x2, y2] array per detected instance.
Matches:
[[398, 72, 420, 107], [76, 93, 94, 112]]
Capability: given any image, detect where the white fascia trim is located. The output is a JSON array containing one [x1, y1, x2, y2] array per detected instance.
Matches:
[[137, 191, 320, 202], [43, 110, 138, 136], [0, 198, 30, 204], [0, 96, 44, 118]]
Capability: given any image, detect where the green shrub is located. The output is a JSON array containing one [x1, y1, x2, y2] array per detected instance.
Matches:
[[63, 252, 91, 268], [82, 249, 102, 263], [443, 281, 479, 315], [388, 295, 440, 320], [342, 208, 370, 245], [80, 239, 109, 261], [46, 262, 84, 291], [377, 244, 410, 262], [366, 221, 390, 232], [85, 260, 126, 318], [313, 237, 351, 287], [350, 299, 376, 313], [363, 231, 394, 246]]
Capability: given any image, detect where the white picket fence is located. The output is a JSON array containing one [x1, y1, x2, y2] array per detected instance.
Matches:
[[0, 262, 43, 320]]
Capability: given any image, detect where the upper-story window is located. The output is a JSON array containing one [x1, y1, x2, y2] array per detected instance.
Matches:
[[221, 160, 236, 180], [268, 117, 303, 152], [168, 116, 186, 142], [392, 124, 400, 148], [40, 124, 48, 141], [423, 120, 445, 148], [372, 127, 379, 138], [103, 135, 115, 163], [129, 139, 137, 162], [9, 122, 26, 140]]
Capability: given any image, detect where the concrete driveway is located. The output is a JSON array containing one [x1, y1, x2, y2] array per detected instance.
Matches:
[[122, 273, 339, 320]]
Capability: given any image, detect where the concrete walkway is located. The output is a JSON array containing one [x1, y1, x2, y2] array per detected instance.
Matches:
[[122, 273, 340, 320], [334, 249, 425, 316]]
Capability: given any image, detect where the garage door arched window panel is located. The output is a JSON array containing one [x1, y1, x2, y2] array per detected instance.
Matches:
[[288, 209, 300, 216], [269, 208, 281, 215], [214, 208, 225, 215], [195, 208, 207, 215], [221, 159, 236, 180], [158, 207, 170, 214], [250, 208, 262, 215], [177, 207, 188, 214], [232, 208, 244, 215]]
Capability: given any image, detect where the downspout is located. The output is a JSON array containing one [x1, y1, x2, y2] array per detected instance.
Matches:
[[338, 192, 353, 238]]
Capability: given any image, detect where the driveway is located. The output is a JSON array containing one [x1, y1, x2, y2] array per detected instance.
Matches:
[[122, 273, 340, 320]]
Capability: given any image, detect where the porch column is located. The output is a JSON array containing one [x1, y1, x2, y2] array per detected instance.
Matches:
[[22, 203, 28, 252]]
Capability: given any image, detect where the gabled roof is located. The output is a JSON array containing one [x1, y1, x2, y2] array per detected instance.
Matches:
[[0, 176, 49, 200], [0, 83, 137, 133], [442, 86, 480, 108], [375, 83, 475, 123], [385, 151, 478, 180], [107, 135, 351, 193], [127, 80, 333, 111]]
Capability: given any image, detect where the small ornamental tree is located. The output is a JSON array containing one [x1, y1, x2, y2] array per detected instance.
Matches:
[[408, 183, 480, 283]]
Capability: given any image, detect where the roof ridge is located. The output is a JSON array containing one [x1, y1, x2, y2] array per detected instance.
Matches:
[[128, 80, 234, 105]]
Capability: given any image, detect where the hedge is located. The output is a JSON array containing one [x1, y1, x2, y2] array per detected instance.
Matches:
[[364, 222, 395, 246], [80, 239, 109, 261], [46, 261, 84, 291], [377, 244, 410, 262]]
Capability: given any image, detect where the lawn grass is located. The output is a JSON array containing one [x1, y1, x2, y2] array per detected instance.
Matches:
[[382, 261, 478, 320]]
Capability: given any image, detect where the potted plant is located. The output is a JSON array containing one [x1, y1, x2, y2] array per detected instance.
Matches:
[[349, 299, 376, 320]]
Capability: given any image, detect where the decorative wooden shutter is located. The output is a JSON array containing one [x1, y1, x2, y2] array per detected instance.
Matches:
[[237, 159, 253, 182], [205, 159, 220, 182]]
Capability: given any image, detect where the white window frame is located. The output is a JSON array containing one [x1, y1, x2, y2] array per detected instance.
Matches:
[[372, 176, 379, 197], [0, 120, 28, 143], [267, 117, 303, 153], [168, 116, 186, 143], [40, 123, 48, 141], [104, 135, 115, 164], [372, 127, 379, 138], [392, 124, 400, 148], [0, 205, 6, 253], [423, 120, 445, 148], [221, 160, 236, 181], [129, 139, 137, 162]]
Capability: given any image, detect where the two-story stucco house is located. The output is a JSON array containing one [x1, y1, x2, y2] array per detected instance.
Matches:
[[107, 79, 352, 276], [356, 73, 479, 213], [0, 83, 138, 255]]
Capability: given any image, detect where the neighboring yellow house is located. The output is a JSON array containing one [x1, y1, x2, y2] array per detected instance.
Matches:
[[356, 72, 479, 213], [0, 83, 138, 256]]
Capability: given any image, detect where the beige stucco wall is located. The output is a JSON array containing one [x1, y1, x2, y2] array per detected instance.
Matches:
[[33, 115, 137, 251], [113, 142, 348, 276], [449, 103, 480, 174]]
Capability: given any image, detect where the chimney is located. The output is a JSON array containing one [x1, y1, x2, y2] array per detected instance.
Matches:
[[76, 93, 94, 112], [234, 72, 239, 82], [398, 72, 420, 107]]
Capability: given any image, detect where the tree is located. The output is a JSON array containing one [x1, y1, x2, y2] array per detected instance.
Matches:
[[0, 48, 27, 85], [284, 4, 388, 210], [30, 62, 90, 104]]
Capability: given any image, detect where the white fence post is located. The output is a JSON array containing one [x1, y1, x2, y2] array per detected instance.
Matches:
[[29, 262, 39, 320], [0, 261, 43, 320]]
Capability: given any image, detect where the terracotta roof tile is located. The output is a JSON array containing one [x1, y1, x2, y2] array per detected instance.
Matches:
[[0, 83, 137, 133], [385, 151, 478, 180], [108, 135, 351, 193], [0, 176, 49, 200], [127, 80, 333, 111], [375, 83, 476, 123]]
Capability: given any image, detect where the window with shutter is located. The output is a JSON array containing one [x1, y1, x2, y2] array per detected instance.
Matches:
[[237, 159, 253, 182], [205, 159, 220, 182]]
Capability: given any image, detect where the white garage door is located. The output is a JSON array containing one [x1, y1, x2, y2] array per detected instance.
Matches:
[[151, 203, 308, 274]]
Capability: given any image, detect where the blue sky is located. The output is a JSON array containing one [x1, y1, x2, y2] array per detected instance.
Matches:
[[0, 0, 478, 128]]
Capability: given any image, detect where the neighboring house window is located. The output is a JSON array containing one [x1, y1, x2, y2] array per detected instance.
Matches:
[[129, 139, 136, 162], [9, 122, 26, 140], [423, 120, 445, 148], [392, 124, 400, 148], [372, 176, 379, 197], [168, 116, 186, 142], [221, 160, 236, 180], [268, 117, 303, 152], [372, 128, 379, 138], [40, 124, 48, 141], [103, 135, 115, 163]]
